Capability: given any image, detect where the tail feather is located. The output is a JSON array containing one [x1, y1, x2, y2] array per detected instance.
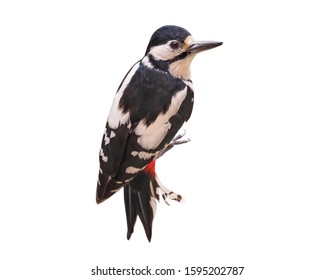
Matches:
[[124, 185, 138, 240], [124, 161, 182, 241], [124, 171, 157, 241]]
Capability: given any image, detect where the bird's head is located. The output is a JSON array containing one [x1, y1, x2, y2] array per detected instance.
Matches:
[[143, 25, 222, 80]]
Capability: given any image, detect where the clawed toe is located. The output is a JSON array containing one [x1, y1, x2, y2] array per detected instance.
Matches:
[[156, 129, 190, 159]]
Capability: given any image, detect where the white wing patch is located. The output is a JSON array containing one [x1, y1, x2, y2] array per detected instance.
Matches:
[[107, 62, 140, 129], [100, 149, 108, 162], [131, 150, 158, 160], [131, 151, 138, 157], [134, 87, 187, 150], [138, 151, 157, 160], [125, 166, 142, 174], [103, 128, 116, 146]]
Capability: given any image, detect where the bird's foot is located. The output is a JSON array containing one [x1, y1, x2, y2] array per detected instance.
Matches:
[[156, 129, 190, 159], [155, 178, 183, 205], [172, 128, 190, 145]]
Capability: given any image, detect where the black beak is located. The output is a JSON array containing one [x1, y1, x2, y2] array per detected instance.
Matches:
[[187, 41, 223, 53]]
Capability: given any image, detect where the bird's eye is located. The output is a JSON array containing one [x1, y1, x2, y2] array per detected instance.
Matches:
[[169, 41, 180, 50]]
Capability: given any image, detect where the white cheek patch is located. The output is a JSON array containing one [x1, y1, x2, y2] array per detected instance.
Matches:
[[107, 63, 140, 129], [149, 45, 175, 61], [135, 87, 187, 150], [149, 40, 185, 61]]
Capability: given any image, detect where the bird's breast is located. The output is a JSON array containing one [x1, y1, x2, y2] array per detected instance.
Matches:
[[134, 86, 188, 150]]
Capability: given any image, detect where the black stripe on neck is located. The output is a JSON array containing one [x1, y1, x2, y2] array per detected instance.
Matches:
[[148, 54, 169, 72]]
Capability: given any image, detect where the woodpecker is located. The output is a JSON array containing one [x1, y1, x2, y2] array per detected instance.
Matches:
[[97, 25, 222, 241]]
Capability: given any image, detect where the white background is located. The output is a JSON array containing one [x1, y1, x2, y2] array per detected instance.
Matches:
[[1, 0, 334, 279]]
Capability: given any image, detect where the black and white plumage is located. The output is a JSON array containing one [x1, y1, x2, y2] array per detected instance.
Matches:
[[96, 25, 222, 241]]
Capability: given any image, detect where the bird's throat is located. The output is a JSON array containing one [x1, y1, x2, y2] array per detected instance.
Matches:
[[168, 54, 194, 80]]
